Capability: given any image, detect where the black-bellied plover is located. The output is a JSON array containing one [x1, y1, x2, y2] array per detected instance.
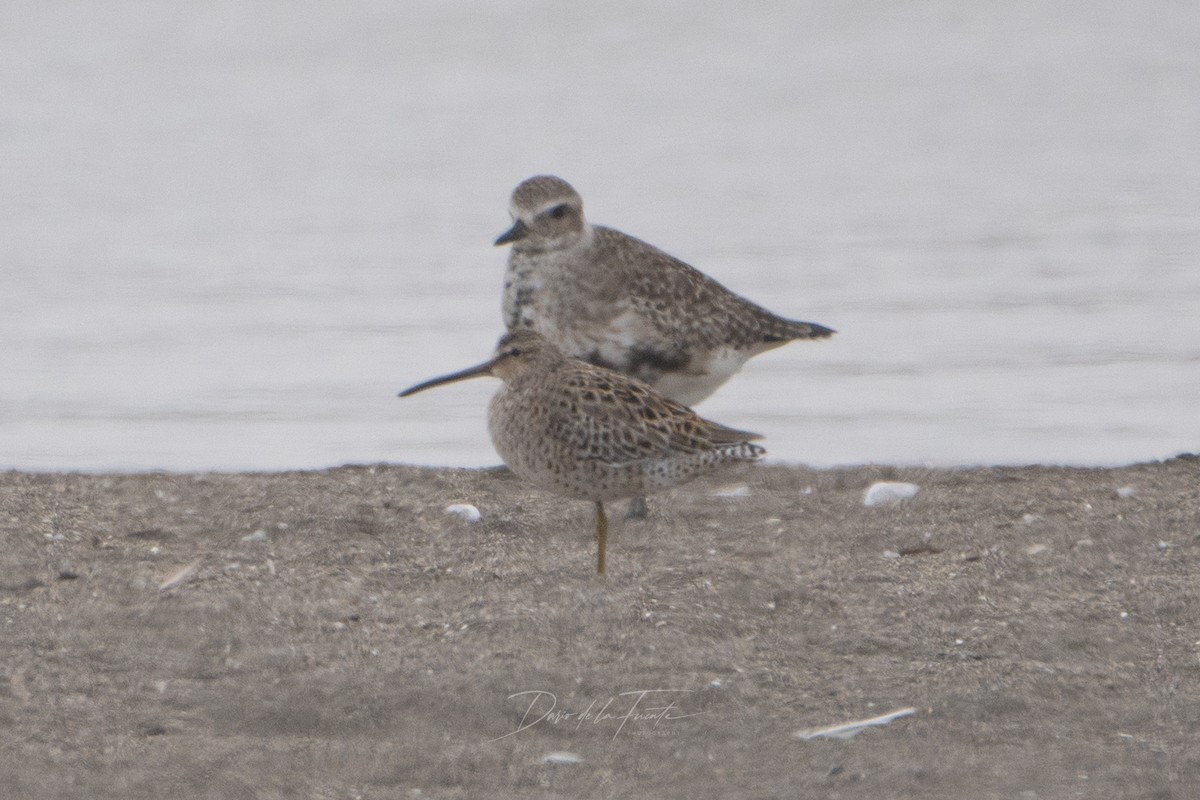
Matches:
[[495, 175, 834, 408], [399, 330, 764, 574]]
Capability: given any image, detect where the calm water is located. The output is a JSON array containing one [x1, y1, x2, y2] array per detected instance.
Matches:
[[3, 2, 1198, 471]]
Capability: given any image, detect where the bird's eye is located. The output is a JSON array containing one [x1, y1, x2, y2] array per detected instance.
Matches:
[[548, 204, 569, 219], [507, 347, 523, 357]]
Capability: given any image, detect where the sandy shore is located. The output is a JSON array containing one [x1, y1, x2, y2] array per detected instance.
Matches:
[[1, 458, 1198, 799]]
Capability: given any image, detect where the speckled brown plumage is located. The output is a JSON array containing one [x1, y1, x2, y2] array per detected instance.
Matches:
[[495, 175, 835, 407], [399, 330, 764, 573]]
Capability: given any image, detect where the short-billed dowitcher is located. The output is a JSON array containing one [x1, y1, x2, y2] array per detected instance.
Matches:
[[495, 175, 834, 407], [399, 330, 764, 574]]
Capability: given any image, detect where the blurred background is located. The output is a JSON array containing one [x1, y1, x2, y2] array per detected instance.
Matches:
[[2, 1, 1197, 471]]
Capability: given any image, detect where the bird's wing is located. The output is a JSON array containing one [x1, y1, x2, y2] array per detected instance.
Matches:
[[596, 227, 834, 350], [545, 364, 750, 466]]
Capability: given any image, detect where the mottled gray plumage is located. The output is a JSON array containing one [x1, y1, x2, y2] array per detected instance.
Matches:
[[399, 330, 764, 573], [495, 175, 834, 407]]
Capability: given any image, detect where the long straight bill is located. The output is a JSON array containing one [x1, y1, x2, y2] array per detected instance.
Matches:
[[398, 360, 496, 397]]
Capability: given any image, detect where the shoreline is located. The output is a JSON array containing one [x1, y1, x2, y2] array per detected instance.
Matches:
[[3, 451, 1195, 476]]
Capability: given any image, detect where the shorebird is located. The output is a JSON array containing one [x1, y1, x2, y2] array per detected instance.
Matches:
[[495, 175, 835, 408], [399, 330, 765, 574], [495, 175, 830, 517]]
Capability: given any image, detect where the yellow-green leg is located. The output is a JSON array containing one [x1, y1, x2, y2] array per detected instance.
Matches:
[[595, 501, 608, 575]]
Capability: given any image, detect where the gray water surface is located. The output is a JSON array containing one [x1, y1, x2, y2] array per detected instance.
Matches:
[[3, 2, 1198, 471]]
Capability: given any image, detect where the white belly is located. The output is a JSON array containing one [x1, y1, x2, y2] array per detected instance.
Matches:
[[652, 347, 750, 406]]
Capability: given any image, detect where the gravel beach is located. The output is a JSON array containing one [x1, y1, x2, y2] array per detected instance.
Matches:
[[2, 458, 1198, 799]]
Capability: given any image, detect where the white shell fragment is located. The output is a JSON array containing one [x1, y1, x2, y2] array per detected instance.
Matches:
[[444, 503, 482, 523], [542, 751, 583, 765], [793, 707, 917, 740], [158, 560, 201, 591], [713, 484, 751, 498], [863, 482, 919, 507]]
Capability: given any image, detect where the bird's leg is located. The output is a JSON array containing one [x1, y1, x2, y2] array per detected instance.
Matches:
[[595, 501, 608, 575], [625, 495, 649, 520]]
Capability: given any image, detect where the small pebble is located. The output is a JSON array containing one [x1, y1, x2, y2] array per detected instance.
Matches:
[[863, 482, 919, 507], [241, 529, 268, 543], [713, 485, 750, 498], [1025, 543, 1048, 556], [445, 503, 481, 523], [882, 550, 901, 560], [1116, 486, 1136, 499]]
